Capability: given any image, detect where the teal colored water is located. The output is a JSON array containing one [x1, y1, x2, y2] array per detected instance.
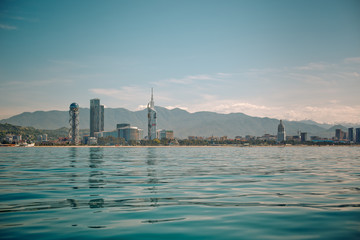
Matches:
[[0, 146, 359, 239]]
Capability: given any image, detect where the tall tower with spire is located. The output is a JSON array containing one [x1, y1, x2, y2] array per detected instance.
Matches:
[[147, 88, 157, 140]]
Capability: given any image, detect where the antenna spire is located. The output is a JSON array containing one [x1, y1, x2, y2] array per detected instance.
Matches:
[[149, 88, 154, 108]]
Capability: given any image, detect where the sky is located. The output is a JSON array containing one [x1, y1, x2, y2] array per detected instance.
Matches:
[[0, 0, 359, 124]]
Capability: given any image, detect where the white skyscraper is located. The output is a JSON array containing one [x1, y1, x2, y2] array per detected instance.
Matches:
[[147, 88, 157, 140]]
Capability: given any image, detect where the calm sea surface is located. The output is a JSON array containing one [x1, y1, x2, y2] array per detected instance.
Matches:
[[0, 146, 359, 239]]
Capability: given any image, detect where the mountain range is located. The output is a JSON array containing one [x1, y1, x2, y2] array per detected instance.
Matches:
[[0, 107, 356, 139]]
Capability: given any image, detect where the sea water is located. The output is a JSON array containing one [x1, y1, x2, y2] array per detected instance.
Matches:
[[0, 146, 359, 239]]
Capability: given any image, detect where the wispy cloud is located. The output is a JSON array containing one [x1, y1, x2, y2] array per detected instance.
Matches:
[[179, 94, 274, 115], [89, 86, 150, 102], [48, 60, 88, 68], [344, 57, 360, 63], [187, 97, 360, 124], [4, 79, 72, 87], [0, 24, 17, 30], [0, 12, 38, 22], [164, 105, 190, 111], [295, 62, 329, 71], [144, 57, 360, 124], [153, 72, 232, 86]]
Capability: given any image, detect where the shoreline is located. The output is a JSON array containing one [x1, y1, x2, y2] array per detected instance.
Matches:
[[11, 144, 360, 148]]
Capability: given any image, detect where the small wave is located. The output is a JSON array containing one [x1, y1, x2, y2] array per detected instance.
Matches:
[[142, 217, 186, 224], [1, 197, 359, 213]]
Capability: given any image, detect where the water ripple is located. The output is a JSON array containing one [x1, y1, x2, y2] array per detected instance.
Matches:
[[1, 146, 360, 239]]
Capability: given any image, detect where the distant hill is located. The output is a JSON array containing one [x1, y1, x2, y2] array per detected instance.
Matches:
[[1, 106, 353, 139]]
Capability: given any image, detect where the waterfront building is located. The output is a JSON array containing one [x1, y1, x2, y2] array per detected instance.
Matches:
[[157, 129, 174, 140], [90, 98, 104, 137], [310, 136, 322, 141], [12, 135, 22, 143], [118, 126, 142, 142], [82, 135, 89, 145], [5, 135, 13, 143], [69, 102, 80, 145], [356, 128, 360, 143], [3, 134, 22, 143], [301, 132, 308, 142], [348, 128, 354, 142], [188, 136, 203, 140], [37, 134, 48, 142], [42, 134, 48, 142], [292, 135, 301, 142], [220, 136, 228, 141], [147, 88, 157, 140], [277, 120, 286, 142], [95, 130, 118, 139], [335, 129, 345, 140], [245, 135, 255, 141], [88, 137, 97, 145], [235, 136, 244, 141], [258, 134, 276, 141], [117, 123, 130, 129]]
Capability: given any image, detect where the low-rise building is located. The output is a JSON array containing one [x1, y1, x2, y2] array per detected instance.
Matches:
[[157, 129, 174, 140], [88, 137, 97, 145], [94, 130, 118, 138], [118, 126, 142, 142], [188, 136, 204, 140], [37, 134, 48, 142]]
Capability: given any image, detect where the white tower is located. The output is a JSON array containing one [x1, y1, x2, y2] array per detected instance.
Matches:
[[69, 103, 80, 145], [147, 88, 157, 140]]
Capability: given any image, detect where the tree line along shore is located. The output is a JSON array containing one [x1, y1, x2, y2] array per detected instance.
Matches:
[[1, 123, 357, 147]]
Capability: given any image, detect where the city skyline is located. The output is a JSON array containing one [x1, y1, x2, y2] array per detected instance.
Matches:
[[0, 0, 359, 124]]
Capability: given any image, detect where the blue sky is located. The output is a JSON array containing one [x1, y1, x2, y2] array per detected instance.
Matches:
[[0, 0, 359, 124]]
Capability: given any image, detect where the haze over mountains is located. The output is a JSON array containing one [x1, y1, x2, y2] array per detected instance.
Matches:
[[0, 107, 355, 139]]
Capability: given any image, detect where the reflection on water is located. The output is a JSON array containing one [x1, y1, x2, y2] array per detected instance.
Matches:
[[0, 147, 359, 239], [68, 148, 79, 188], [69, 147, 77, 160], [89, 147, 104, 167], [89, 148, 104, 189], [89, 198, 105, 208], [146, 148, 158, 196]]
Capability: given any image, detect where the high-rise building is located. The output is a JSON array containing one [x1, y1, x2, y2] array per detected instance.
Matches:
[[335, 129, 344, 140], [348, 128, 354, 142], [356, 128, 360, 143], [147, 88, 157, 140], [301, 132, 307, 142], [69, 103, 80, 145], [277, 120, 286, 142], [101, 105, 104, 131], [90, 99, 103, 137]]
